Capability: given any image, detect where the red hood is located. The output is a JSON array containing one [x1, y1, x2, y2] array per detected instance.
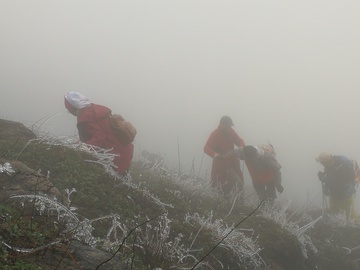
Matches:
[[77, 104, 111, 123]]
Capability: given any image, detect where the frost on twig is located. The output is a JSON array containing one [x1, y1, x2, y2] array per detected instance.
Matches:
[[21, 135, 175, 211], [4, 194, 141, 251], [1, 239, 62, 254], [258, 200, 319, 258], [134, 213, 191, 267], [0, 162, 15, 176], [86, 213, 195, 269], [184, 212, 265, 269], [138, 155, 223, 206], [18, 135, 119, 179], [9, 194, 96, 245], [323, 213, 349, 227], [139, 150, 221, 201]]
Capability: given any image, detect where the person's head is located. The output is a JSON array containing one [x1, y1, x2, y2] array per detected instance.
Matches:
[[316, 152, 334, 167], [64, 91, 91, 116], [219, 115, 234, 131], [243, 145, 261, 161]]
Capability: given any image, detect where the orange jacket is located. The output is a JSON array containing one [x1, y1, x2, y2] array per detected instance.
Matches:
[[245, 152, 281, 184]]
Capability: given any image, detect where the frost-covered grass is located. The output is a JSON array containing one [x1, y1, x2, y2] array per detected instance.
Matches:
[[1, 132, 359, 269], [257, 200, 319, 259]]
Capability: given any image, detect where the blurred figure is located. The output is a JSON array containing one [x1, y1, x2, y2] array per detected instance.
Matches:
[[204, 115, 245, 196], [316, 152, 357, 221], [64, 91, 134, 175], [230, 145, 283, 202]]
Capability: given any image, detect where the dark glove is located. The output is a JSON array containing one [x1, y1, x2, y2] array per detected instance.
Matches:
[[318, 171, 326, 182], [276, 184, 284, 193]]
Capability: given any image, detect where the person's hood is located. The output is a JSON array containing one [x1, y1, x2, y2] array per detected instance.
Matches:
[[64, 92, 91, 110], [316, 152, 333, 166], [77, 104, 111, 123]]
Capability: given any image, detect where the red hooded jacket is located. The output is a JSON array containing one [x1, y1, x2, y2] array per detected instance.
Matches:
[[77, 104, 134, 174], [204, 127, 245, 185]]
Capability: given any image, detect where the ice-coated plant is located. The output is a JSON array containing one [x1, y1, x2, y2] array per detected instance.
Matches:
[[323, 212, 349, 227], [0, 162, 15, 175], [132, 213, 198, 269], [3, 193, 97, 252], [258, 200, 319, 258], [92, 212, 197, 269], [184, 212, 265, 269], [26, 135, 224, 216], [24, 136, 177, 213], [140, 150, 171, 178], [138, 149, 222, 201]]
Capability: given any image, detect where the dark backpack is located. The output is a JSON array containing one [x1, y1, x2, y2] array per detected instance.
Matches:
[[109, 114, 137, 144]]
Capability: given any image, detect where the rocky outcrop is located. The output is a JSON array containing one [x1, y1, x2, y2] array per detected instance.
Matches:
[[0, 158, 68, 204], [0, 119, 36, 141]]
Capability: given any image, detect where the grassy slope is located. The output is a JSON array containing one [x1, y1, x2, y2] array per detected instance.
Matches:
[[0, 138, 359, 270]]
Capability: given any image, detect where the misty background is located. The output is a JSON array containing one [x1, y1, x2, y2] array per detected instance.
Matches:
[[1, 1, 360, 208]]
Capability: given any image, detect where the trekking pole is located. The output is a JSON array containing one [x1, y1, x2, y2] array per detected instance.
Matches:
[[321, 181, 328, 217], [322, 192, 326, 217]]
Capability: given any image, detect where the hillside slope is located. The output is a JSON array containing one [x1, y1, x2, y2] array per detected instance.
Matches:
[[0, 118, 360, 270]]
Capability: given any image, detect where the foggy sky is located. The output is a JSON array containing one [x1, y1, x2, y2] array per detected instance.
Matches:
[[1, 1, 360, 207]]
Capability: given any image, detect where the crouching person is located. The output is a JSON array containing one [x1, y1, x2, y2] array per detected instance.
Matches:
[[316, 152, 358, 221], [229, 145, 283, 202], [64, 91, 134, 176]]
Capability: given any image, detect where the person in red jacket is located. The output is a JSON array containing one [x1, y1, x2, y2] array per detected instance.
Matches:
[[64, 91, 134, 175], [231, 145, 283, 202], [204, 115, 245, 196]]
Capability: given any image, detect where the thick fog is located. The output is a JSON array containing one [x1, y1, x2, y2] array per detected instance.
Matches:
[[1, 1, 360, 207]]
